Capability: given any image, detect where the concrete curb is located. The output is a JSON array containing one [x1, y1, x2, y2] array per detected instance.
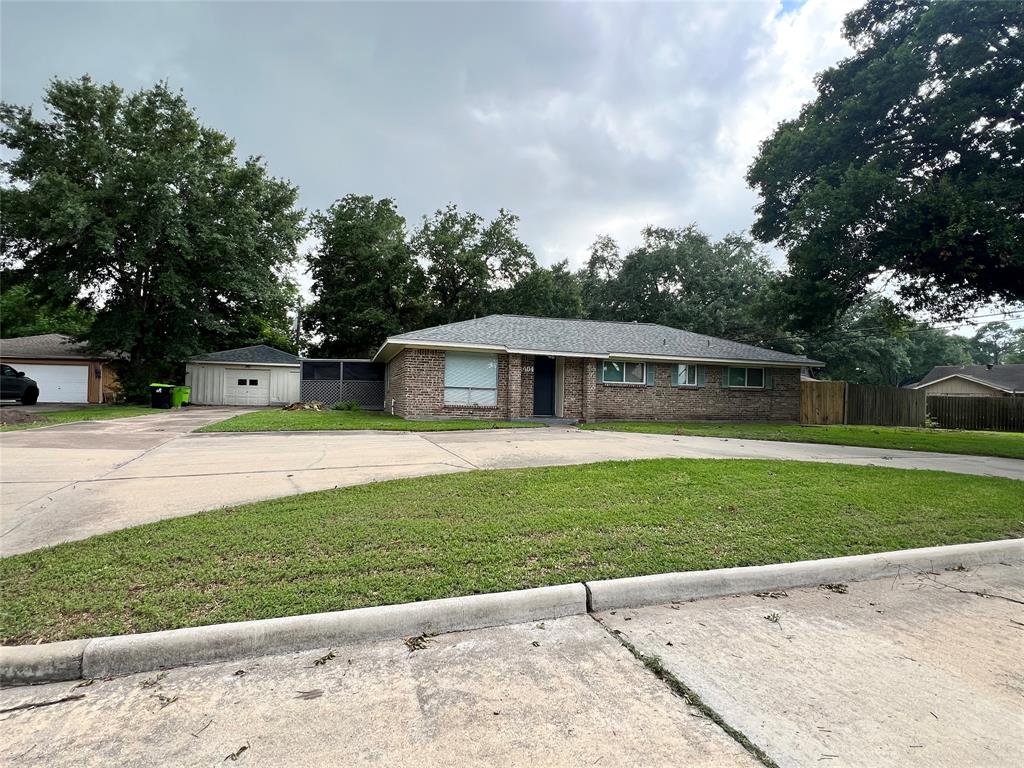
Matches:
[[0, 639, 89, 684], [3, 540, 1021, 685], [586, 538, 1024, 612], [0, 584, 586, 685]]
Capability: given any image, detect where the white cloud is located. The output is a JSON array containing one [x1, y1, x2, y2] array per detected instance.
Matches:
[[456, 0, 861, 268], [3, 0, 863, 283]]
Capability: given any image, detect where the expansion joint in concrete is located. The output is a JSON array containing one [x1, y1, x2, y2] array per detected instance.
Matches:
[[590, 614, 781, 768]]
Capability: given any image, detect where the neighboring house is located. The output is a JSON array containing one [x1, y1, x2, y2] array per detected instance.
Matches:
[[186, 345, 300, 406], [0, 333, 119, 403], [373, 315, 823, 422], [911, 364, 1024, 398]]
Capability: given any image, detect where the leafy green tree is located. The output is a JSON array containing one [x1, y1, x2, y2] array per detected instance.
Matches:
[[602, 225, 782, 339], [0, 281, 94, 338], [304, 195, 426, 357], [967, 321, 1024, 365], [1, 77, 304, 394], [748, 0, 1024, 328], [904, 326, 974, 380], [232, 283, 302, 356], [491, 261, 584, 319], [578, 235, 622, 320], [413, 205, 536, 324], [804, 298, 973, 385]]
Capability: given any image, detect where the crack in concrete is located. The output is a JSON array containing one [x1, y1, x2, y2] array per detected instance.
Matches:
[[590, 614, 781, 768], [913, 571, 1024, 605], [415, 433, 480, 469], [6, 433, 181, 515]]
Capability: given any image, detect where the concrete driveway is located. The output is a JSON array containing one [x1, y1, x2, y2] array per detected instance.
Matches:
[[1, 564, 1019, 767], [2, 410, 1022, 555]]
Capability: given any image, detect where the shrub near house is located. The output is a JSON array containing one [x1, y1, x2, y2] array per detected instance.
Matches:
[[375, 315, 820, 422]]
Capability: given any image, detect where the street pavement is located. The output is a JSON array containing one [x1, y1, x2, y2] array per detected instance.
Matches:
[[1, 564, 1020, 767]]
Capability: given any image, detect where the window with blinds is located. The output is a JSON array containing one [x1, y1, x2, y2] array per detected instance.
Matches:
[[444, 353, 498, 406]]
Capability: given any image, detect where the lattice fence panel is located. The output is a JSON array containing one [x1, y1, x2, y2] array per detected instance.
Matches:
[[301, 380, 341, 404], [341, 381, 385, 410]]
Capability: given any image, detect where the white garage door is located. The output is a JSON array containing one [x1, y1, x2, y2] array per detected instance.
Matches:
[[223, 368, 270, 406], [13, 363, 90, 403]]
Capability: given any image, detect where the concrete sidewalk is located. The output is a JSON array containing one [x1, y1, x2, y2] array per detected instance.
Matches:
[[1, 564, 1019, 767], [2, 413, 1022, 554], [600, 562, 1024, 768], [0, 615, 758, 768]]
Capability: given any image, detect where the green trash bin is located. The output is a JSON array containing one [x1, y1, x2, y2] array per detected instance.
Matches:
[[171, 385, 191, 408]]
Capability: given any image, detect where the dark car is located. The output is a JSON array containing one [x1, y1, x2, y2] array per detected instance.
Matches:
[[0, 364, 39, 405]]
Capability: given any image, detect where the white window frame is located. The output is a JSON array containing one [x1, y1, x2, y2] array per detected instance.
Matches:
[[674, 364, 698, 387], [601, 360, 646, 385], [444, 352, 498, 406], [726, 367, 765, 389]]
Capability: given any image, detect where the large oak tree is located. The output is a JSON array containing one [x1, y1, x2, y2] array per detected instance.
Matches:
[[304, 195, 425, 357], [599, 225, 783, 340], [413, 204, 536, 324], [1, 77, 304, 392], [748, 0, 1024, 329]]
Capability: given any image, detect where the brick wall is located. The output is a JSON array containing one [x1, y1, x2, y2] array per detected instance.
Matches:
[[390, 348, 510, 419], [520, 355, 534, 416], [385, 350, 407, 415], [592, 363, 800, 422], [562, 358, 584, 419], [507, 354, 524, 419], [389, 349, 800, 422]]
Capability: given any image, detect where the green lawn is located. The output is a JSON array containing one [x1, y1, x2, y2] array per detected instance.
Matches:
[[198, 408, 547, 432], [580, 421, 1024, 460], [2, 458, 1020, 644], [0, 404, 154, 432]]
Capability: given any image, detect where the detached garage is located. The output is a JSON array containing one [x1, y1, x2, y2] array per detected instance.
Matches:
[[0, 334, 119, 403], [185, 345, 299, 406]]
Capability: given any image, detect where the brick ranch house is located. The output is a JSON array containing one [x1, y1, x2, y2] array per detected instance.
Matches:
[[373, 315, 823, 422]]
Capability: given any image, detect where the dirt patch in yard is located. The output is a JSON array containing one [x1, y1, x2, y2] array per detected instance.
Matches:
[[0, 409, 39, 427]]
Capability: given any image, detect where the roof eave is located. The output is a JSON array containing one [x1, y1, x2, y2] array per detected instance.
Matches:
[[912, 373, 1013, 393], [0, 353, 108, 361], [607, 351, 822, 368], [186, 359, 299, 367], [373, 339, 820, 368]]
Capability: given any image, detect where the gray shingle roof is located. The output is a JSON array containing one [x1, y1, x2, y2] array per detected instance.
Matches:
[[916, 364, 1024, 392], [0, 333, 100, 359], [383, 315, 822, 366], [189, 345, 299, 365]]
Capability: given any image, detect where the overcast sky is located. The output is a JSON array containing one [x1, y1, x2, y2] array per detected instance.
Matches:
[[2, 0, 864, 272]]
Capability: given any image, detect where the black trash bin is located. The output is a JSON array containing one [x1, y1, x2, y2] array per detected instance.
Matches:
[[150, 383, 174, 409]]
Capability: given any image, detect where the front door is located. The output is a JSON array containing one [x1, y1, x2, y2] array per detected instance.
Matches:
[[533, 356, 555, 416]]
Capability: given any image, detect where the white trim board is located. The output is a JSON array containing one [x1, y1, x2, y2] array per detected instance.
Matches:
[[375, 340, 817, 368]]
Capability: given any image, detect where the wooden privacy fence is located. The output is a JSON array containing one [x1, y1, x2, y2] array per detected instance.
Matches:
[[846, 383, 926, 427], [800, 380, 846, 425], [927, 396, 1024, 432], [801, 380, 925, 427]]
